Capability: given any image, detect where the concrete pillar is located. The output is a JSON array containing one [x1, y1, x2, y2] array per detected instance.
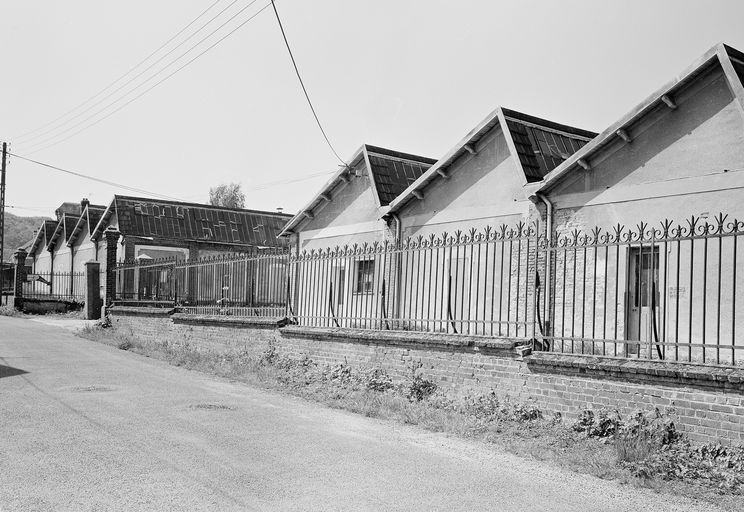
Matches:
[[13, 248, 28, 311], [104, 228, 121, 307], [84, 260, 101, 320]]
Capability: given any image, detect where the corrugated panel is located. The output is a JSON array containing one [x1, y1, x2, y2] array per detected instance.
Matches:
[[368, 153, 434, 206], [506, 119, 592, 182]]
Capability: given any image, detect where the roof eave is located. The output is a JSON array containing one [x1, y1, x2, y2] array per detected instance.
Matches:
[[278, 147, 366, 237], [536, 44, 725, 195]]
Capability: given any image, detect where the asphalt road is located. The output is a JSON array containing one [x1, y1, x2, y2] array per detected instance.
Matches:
[[0, 316, 718, 511]]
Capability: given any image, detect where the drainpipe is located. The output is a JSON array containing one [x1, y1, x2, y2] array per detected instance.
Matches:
[[389, 213, 403, 322], [535, 192, 553, 336]]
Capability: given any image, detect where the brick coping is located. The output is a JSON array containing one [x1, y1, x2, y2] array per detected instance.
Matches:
[[109, 306, 176, 316], [527, 352, 744, 392], [171, 313, 286, 328], [279, 325, 524, 355]]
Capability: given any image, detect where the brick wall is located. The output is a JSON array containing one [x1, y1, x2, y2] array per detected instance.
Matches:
[[108, 309, 744, 444]]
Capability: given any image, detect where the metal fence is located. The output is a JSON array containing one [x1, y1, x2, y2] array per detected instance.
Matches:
[[114, 249, 289, 317], [112, 213, 744, 366], [544, 214, 743, 366], [22, 271, 86, 302], [291, 225, 537, 339]]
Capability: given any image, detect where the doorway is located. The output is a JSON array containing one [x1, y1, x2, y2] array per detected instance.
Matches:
[[626, 246, 660, 356]]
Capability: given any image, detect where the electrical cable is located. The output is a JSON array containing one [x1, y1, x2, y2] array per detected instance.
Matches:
[[8, 152, 188, 202], [269, 0, 346, 166], [14, 0, 224, 142], [18, 0, 247, 146], [21, 1, 268, 154]]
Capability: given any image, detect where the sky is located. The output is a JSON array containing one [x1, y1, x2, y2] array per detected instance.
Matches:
[[1, 0, 743, 218]]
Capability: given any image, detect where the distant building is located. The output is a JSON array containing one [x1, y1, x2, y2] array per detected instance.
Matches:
[[89, 195, 293, 267], [24, 196, 293, 277]]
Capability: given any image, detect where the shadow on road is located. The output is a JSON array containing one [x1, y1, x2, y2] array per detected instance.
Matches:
[[0, 364, 29, 379]]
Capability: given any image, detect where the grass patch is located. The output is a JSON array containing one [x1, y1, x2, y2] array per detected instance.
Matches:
[[78, 324, 743, 510]]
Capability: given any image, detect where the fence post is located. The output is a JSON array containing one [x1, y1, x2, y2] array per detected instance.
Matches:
[[12, 248, 28, 311], [104, 227, 121, 308], [84, 260, 102, 320]]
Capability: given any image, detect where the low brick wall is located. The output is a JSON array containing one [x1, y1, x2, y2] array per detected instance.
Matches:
[[109, 308, 744, 444], [23, 299, 81, 315]]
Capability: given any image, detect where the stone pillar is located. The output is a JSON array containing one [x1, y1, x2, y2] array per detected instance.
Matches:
[[84, 260, 101, 320], [13, 248, 28, 311], [104, 228, 121, 308]]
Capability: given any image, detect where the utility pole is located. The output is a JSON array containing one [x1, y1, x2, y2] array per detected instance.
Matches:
[[0, 142, 7, 273]]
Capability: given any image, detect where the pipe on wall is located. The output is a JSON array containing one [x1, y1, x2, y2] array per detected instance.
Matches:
[[389, 213, 403, 322], [536, 192, 553, 336]]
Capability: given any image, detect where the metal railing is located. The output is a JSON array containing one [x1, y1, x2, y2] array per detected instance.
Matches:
[[22, 271, 86, 302], [544, 214, 743, 366], [114, 249, 289, 317], [112, 212, 744, 366], [291, 225, 537, 339]]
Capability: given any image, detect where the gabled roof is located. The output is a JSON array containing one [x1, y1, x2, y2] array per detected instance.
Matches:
[[385, 107, 596, 215], [47, 214, 80, 251], [90, 195, 293, 248], [28, 220, 58, 255], [535, 43, 744, 195], [279, 144, 436, 236]]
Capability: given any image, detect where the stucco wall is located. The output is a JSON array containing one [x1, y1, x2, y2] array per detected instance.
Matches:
[[398, 127, 534, 240], [298, 171, 384, 252], [543, 68, 744, 365], [549, 68, 744, 230], [33, 251, 52, 274]]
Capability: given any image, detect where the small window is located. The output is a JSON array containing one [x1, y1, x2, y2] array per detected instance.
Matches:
[[355, 260, 374, 294]]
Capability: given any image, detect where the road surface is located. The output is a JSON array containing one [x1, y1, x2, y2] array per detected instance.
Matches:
[[0, 316, 717, 511]]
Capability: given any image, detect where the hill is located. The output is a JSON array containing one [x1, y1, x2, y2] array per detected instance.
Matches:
[[2, 211, 51, 261]]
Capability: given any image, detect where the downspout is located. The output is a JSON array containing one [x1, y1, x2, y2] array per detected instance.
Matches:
[[535, 192, 553, 337], [389, 212, 403, 323]]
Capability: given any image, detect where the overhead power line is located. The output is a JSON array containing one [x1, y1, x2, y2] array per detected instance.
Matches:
[[19, 1, 269, 154], [8, 151, 187, 202], [269, 0, 346, 166], [13, 0, 224, 142]]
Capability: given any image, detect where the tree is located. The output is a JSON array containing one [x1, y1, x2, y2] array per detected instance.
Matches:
[[209, 182, 245, 209]]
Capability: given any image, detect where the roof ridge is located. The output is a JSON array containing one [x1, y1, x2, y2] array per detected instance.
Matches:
[[112, 194, 293, 218]]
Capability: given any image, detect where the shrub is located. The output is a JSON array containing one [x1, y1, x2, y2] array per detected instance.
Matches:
[[359, 367, 394, 392], [573, 409, 621, 438], [407, 373, 437, 402]]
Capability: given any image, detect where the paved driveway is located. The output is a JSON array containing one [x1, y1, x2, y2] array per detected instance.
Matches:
[[0, 316, 717, 511]]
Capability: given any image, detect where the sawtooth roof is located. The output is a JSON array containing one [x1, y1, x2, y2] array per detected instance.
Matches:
[[535, 43, 744, 195], [91, 195, 293, 247], [28, 220, 58, 255], [67, 204, 107, 246], [386, 107, 596, 215], [279, 144, 436, 236]]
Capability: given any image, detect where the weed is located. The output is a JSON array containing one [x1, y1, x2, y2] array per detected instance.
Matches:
[[405, 361, 437, 402], [117, 339, 133, 351], [0, 305, 22, 317]]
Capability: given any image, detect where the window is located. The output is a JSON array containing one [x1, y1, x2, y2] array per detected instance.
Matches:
[[355, 260, 374, 294]]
